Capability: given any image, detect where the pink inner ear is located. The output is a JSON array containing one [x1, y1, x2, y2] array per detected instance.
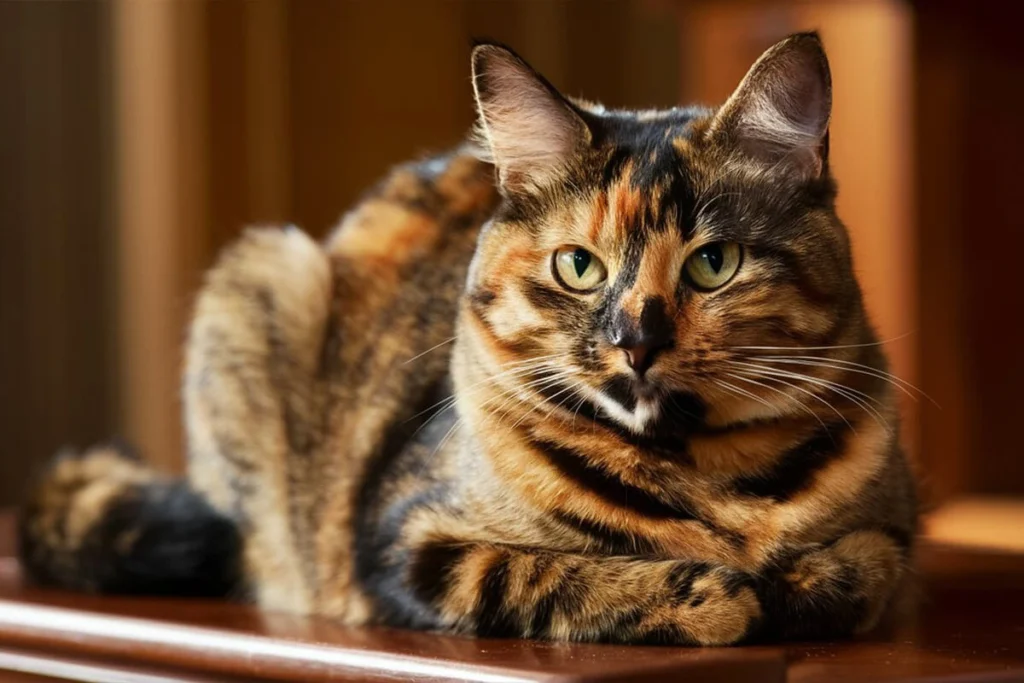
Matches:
[[735, 90, 827, 176], [715, 36, 831, 176], [471, 47, 587, 192], [741, 69, 826, 146]]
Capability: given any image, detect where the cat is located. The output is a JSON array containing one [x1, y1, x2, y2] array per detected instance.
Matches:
[[18, 33, 918, 646]]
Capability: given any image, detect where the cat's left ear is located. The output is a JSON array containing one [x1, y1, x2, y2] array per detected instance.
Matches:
[[709, 32, 831, 178], [471, 42, 592, 195]]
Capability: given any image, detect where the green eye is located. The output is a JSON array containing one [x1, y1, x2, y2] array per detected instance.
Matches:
[[553, 246, 607, 292], [684, 242, 742, 290]]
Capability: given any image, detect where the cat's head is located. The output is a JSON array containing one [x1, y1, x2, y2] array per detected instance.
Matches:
[[457, 33, 872, 437]]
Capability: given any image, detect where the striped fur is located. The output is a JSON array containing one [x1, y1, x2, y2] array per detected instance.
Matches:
[[19, 34, 917, 645]]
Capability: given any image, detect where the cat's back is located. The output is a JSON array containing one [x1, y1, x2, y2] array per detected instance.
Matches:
[[326, 148, 497, 271], [322, 146, 499, 385], [316, 145, 501, 480]]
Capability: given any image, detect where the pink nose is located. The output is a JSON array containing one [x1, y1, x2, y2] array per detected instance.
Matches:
[[623, 345, 655, 375], [606, 298, 673, 377]]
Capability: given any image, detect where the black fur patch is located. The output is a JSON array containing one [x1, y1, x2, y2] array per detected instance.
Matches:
[[523, 278, 582, 315], [880, 524, 915, 556], [600, 376, 637, 412], [527, 588, 559, 637], [469, 288, 497, 310], [552, 510, 657, 555], [474, 555, 519, 637], [666, 562, 712, 605], [88, 481, 240, 597], [530, 438, 698, 520], [407, 541, 468, 607], [732, 424, 847, 501], [753, 560, 863, 642]]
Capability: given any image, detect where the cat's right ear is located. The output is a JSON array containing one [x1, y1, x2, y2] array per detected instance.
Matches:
[[471, 43, 591, 195], [708, 32, 832, 179]]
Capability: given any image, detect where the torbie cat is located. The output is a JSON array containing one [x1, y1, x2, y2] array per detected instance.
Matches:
[[19, 33, 917, 645]]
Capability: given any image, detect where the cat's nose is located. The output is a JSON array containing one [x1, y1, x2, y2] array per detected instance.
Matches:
[[608, 332, 671, 376], [606, 297, 673, 377], [615, 342, 662, 376]]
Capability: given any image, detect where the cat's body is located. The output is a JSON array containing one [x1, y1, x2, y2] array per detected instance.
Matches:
[[19, 35, 918, 645]]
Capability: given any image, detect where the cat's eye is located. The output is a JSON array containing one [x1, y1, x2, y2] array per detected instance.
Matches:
[[684, 242, 743, 291], [552, 246, 607, 292]]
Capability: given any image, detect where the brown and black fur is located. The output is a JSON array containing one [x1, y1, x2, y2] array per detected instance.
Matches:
[[19, 34, 917, 645]]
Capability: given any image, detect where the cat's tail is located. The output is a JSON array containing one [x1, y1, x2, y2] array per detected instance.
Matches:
[[17, 441, 242, 597]]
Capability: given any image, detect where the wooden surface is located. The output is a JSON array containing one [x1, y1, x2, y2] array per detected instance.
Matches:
[[0, 562, 782, 683], [927, 497, 1024, 553], [0, 516, 1021, 682]]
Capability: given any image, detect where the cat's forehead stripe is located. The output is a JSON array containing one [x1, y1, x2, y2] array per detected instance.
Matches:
[[630, 231, 681, 305], [588, 192, 608, 244], [591, 119, 703, 241]]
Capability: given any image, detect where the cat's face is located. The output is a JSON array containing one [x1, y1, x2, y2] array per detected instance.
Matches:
[[459, 35, 868, 436]]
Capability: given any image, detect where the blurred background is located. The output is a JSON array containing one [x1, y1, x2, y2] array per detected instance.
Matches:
[[0, 0, 1020, 551]]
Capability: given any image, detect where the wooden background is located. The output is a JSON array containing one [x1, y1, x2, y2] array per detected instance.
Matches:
[[1, 0, 1021, 548], [0, 1, 118, 503]]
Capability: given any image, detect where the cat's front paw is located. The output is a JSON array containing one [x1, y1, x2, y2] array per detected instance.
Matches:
[[664, 565, 761, 646]]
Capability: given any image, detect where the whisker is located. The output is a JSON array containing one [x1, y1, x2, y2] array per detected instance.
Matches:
[[570, 392, 590, 432], [404, 357, 562, 424], [481, 372, 576, 423], [409, 398, 459, 437], [414, 369, 567, 438], [510, 379, 581, 430], [432, 417, 463, 456], [483, 371, 573, 405], [724, 372, 830, 433], [749, 356, 939, 407], [499, 353, 564, 368], [728, 361, 884, 409], [728, 368, 851, 432], [546, 382, 586, 421], [727, 332, 913, 352], [728, 363, 887, 434], [402, 336, 456, 365], [713, 379, 776, 413]]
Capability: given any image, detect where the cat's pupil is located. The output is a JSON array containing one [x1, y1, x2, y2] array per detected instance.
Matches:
[[573, 249, 591, 278], [702, 245, 724, 273]]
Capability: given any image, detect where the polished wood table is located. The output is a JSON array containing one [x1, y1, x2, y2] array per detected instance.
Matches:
[[0, 514, 1020, 682]]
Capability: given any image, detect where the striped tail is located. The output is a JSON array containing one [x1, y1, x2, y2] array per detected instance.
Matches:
[[17, 442, 242, 597]]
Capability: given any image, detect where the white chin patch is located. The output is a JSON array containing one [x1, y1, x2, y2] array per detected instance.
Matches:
[[590, 390, 660, 434]]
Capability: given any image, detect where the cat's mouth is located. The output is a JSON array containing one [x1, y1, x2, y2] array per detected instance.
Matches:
[[587, 373, 666, 433], [629, 375, 662, 400], [531, 366, 678, 433]]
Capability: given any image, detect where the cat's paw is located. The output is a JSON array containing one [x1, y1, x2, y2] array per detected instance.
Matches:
[[671, 565, 761, 646], [634, 564, 760, 646]]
